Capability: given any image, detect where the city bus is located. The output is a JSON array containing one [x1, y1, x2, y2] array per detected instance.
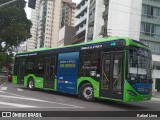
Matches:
[[12, 37, 152, 102]]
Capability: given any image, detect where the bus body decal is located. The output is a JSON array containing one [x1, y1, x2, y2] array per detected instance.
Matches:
[[57, 52, 79, 94]]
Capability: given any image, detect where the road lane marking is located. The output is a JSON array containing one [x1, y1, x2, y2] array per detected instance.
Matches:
[[0, 87, 7, 91], [0, 94, 84, 108], [17, 88, 23, 92], [0, 101, 38, 108], [0, 82, 5, 88]]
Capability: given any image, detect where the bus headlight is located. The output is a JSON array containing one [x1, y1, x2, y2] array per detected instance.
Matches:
[[127, 90, 137, 97]]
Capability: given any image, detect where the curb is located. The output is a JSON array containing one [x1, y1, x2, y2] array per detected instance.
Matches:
[[151, 97, 160, 101]]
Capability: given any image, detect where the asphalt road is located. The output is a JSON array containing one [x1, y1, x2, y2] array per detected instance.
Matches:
[[0, 77, 160, 119]]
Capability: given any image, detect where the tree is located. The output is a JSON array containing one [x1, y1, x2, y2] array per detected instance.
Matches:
[[0, 52, 13, 72], [0, 0, 32, 52]]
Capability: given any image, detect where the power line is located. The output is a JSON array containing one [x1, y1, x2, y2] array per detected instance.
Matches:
[[108, 29, 141, 33], [96, 4, 142, 17], [0, 0, 18, 8], [110, 1, 142, 12]]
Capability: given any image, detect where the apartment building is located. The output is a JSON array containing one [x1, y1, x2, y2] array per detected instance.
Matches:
[[73, 0, 88, 44], [86, 0, 105, 42], [27, 0, 40, 51], [27, 0, 75, 50], [36, 0, 61, 48], [74, 0, 142, 43], [140, 0, 160, 91], [60, 0, 76, 28]]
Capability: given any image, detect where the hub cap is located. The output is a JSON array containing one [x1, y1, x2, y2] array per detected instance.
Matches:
[[29, 80, 33, 89], [83, 87, 93, 99]]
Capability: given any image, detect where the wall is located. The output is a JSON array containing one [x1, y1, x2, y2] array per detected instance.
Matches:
[[108, 0, 142, 40]]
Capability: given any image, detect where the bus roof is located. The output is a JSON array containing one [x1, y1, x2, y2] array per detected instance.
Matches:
[[17, 36, 150, 55]]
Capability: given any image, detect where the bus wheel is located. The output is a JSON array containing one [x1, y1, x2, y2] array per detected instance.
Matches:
[[80, 83, 94, 102], [28, 78, 34, 90]]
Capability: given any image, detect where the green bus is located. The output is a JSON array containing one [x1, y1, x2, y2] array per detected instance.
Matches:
[[13, 37, 152, 102]]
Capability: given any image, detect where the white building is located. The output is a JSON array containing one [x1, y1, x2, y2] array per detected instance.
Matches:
[[74, 0, 142, 42], [27, 0, 40, 51], [73, 0, 88, 44]]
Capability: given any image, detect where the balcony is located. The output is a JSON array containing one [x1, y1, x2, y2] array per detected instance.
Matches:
[[142, 14, 160, 20], [152, 70, 160, 79], [140, 32, 160, 42], [142, 14, 160, 25], [76, 0, 88, 9], [76, 26, 86, 35], [143, 0, 160, 7], [75, 2, 88, 18], [75, 14, 87, 27]]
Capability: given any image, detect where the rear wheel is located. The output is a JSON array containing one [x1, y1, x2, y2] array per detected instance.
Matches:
[[79, 83, 94, 102], [28, 78, 34, 90]]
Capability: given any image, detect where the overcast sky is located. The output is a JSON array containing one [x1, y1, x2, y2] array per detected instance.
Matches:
[[25, 0, 81, 19]]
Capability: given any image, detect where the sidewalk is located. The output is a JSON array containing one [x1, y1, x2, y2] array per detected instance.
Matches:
[[0, 76, 6, 85], [152, 91, 160, 98]]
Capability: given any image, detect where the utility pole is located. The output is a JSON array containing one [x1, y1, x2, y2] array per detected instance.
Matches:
[[0, 0, 18, 8]]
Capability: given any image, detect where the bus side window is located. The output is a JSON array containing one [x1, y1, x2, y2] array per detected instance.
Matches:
[[25, 61, 35, 74], [79, 50, 101, 77]]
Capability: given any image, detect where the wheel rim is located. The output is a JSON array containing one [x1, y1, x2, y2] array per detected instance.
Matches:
[[29, 80, 33, 89], [83, 86, 93, 99]]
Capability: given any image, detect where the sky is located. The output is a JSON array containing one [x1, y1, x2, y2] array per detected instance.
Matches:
[[25, 0, 81, 19]]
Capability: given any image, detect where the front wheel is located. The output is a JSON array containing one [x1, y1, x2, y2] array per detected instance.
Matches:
[[79, 83, 94, 102], [28, 78, 34, 90]]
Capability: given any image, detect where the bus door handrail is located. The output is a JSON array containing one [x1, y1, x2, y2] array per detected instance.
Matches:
[[113, 72, 122, 85], [102, 70, 109, 82]]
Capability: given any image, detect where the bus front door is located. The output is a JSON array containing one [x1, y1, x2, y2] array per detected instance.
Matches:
[[44, 56, 56, 89], [100, 52, 123, 100], [17, 59, 26, 84]]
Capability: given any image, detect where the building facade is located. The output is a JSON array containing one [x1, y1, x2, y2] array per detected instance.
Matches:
[[74, 0, 142, 43], [140, 0, 160, 91], [73, 0, 88, 44], [60, 0, 76, 28], [58, 25, 76, 46], [36, 0, 61, 48], [27, 0, 40, 51], [27, 0, 75, 50]]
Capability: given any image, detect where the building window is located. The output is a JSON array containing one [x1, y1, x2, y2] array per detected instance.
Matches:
[[141, 40, 160, 53], [141, 22, 160, 38], [142, 5, 160, 19], [153, 65, 160, 70]]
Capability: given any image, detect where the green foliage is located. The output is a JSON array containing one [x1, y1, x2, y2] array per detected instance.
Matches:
[[0, 52, 13, 71], [0, 0, 32, 52]]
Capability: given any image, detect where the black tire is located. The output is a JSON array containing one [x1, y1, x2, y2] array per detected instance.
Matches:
[[28, 78, 34, 90], [79, 83, 94, 102]]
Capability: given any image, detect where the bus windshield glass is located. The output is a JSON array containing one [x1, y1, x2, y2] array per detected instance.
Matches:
[[128, 47, 152, 85]]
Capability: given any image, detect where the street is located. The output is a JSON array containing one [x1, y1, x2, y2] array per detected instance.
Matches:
[[0, 77, 159, 112]]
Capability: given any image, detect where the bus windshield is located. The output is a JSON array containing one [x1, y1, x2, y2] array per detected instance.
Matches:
[[128, 47, 152, 85]]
